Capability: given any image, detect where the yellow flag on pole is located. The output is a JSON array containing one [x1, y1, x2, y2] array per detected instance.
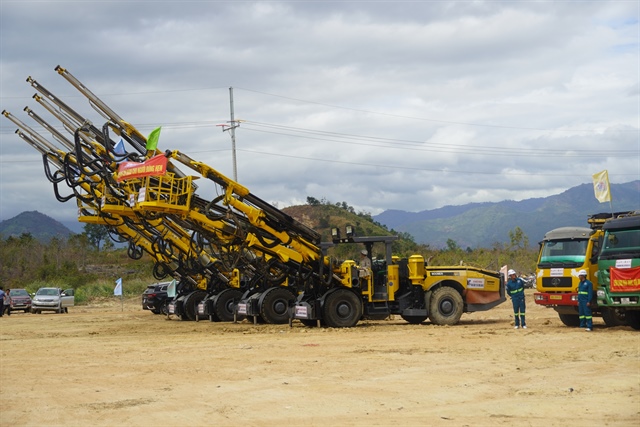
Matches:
[[592, 170, 611, 203]]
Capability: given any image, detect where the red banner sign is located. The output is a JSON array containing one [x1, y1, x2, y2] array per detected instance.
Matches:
[[117, 154, 168, 182], [610, 266, 640, 293]]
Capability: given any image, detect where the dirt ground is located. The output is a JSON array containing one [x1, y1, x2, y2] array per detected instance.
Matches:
[[0, 289, 638, 427]]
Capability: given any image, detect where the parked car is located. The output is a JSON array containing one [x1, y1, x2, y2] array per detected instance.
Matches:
[[31, 287, 74, 314], [142, 282, 171, 315], [522, 274, 536, 289], [7, 289, 32, 313]]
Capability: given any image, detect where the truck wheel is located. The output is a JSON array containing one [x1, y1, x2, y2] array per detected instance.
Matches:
[[626, 311, 640, 330], [323, 289, 362, 328], [602, 307, 626, 327], [428, 287, 463, 325], [558, 313, 580, 327], [214, 289, 244, 322], [260, 287, 294, 324]]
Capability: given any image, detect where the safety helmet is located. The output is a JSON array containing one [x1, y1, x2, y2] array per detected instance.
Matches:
[[578, 269, 587, 277], [361, 249, 368, 256], [508, 269, 516, 276]]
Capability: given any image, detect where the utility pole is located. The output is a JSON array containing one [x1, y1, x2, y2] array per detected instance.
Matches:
[[228, 87, 238, 181], [218, 87, 240, 181]]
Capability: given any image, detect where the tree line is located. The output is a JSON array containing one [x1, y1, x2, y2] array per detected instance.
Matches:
[[0, 220, 538, 299], [306, 196, 537, 274]]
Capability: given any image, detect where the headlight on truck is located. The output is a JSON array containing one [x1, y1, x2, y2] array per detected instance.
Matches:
[[597, 290, 605, 298]]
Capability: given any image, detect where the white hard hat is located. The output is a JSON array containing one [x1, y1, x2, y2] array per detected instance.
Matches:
[[361, 250, 368, 256], [578, 269, 587, 276], [508, 269, 516, 276]]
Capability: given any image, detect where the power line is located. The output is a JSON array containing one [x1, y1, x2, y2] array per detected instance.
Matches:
[[3, 84, 636, 133], [234, 87, 638, 133], [234, 148, 640, 178], [240, 121, 637, 157], [2, 117, 635, 161], [2, 140, 637, 180], [3, 112, 635, 157]]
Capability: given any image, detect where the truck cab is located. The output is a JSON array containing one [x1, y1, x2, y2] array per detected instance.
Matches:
[[534, 213, 629, 327], [596, 213, 640, 329]]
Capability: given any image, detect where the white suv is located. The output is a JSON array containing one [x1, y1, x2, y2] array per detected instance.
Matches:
[[31, 287, 75, 314]]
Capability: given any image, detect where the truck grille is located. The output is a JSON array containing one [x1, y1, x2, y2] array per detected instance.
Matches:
[[541, 277, 573, 288]]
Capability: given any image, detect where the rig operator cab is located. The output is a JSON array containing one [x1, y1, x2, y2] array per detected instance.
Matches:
[[291, 227, 506, 328]]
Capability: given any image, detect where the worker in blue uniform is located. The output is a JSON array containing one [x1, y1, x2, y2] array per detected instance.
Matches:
[[577, 269, 593, 331], [506, 269, 526, 329]]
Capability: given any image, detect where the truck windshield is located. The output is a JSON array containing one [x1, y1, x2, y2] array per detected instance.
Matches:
[[539, 239, 589, 263], [600, 229, 640, 258]]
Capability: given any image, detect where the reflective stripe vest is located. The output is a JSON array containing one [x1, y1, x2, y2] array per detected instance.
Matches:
[[506, 278, 525, 299], [577, 279, 593, 302]]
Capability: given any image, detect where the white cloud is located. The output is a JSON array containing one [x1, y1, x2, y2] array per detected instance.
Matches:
[[1, 1, 638, 227]]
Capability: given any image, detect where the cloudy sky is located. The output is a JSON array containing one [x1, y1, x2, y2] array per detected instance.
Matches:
[[1, 1, 638, 230]]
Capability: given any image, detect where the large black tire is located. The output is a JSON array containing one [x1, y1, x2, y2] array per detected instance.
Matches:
[[207, 297, 221, 322], [260, 287, 295, 324], [558, 313, 581, 327], [401, 315, 427, 324], [214, 289, 244, 322], [428, 287, 463, 325], [601, 307, 627, 327], [323, 289, 362, 328], [183, 291, 207, 321], [625, 311, 640, 330]]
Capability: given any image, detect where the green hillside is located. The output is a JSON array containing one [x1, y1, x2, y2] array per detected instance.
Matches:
[[282, 203, 422, 260], [0, 211, 74, 242]]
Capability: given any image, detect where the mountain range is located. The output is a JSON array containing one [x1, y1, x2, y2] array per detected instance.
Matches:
[[0, 211, 75, 242], [1, 181, 638, 248], [373, 180, 639, 249]]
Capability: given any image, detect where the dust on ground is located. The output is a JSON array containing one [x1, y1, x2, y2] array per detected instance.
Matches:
[[1, 289, 638, 427]]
